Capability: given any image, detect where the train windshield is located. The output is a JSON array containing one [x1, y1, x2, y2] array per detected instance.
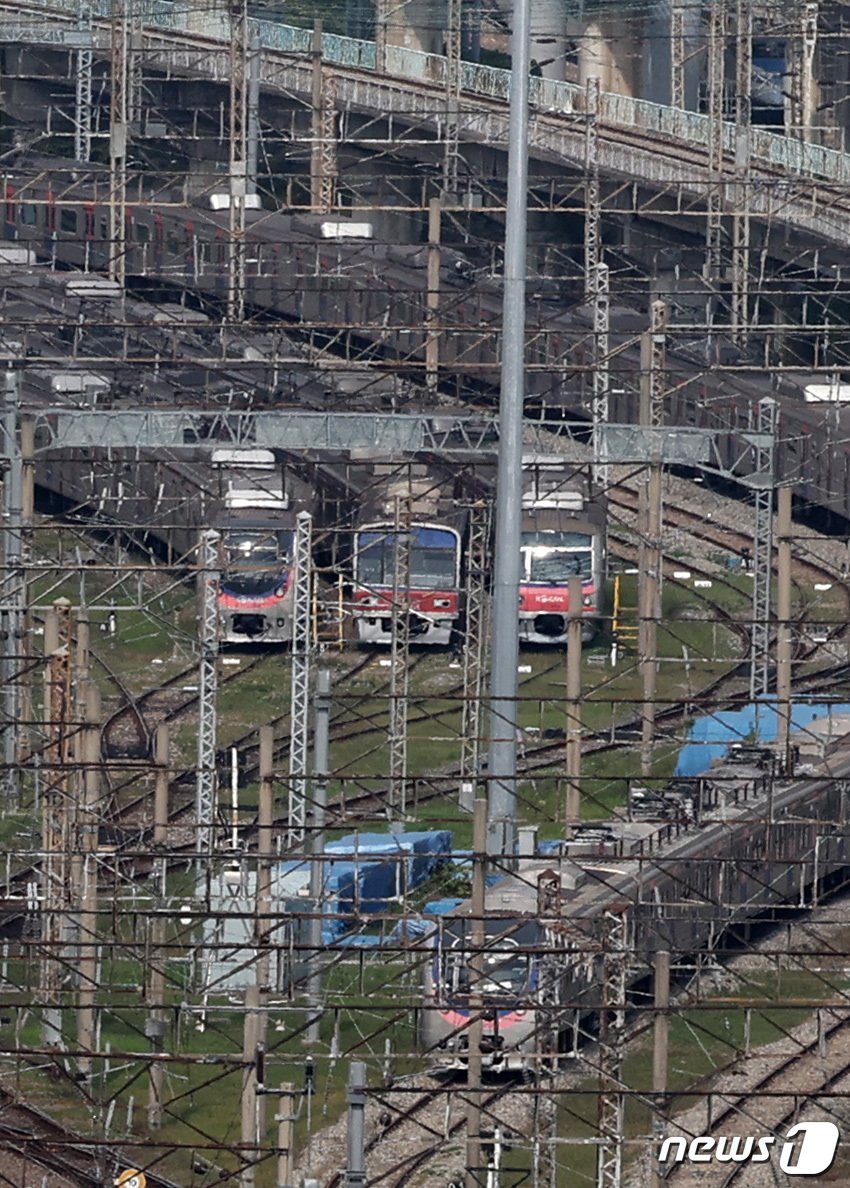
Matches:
[[356, 526, 458, 589], [222, 530, 292, 594], [521, 531, 593, 583], [444, 940, 531, 997]]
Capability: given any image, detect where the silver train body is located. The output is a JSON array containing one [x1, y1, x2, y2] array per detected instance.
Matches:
[[421, 746, 850, 1071]]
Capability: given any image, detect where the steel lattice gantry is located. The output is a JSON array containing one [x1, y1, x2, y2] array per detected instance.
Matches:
[[749, 398, 778, 700], [287, 510, 313, 849], [196, 529, 220, 858]]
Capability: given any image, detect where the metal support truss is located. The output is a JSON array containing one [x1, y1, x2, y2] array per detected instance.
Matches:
[[749, 398, 777, 700], [596, 910, 628, 1188], [128, 1, 143, 127], [459, 499, 491, 810], [310, 24, 337, 211], [590, 261, 610, 490], [109, 0, 129, 288], [1, 374, 23, 802], [732, 0, 751, 346], [584, 76, 601, 298], [41, 599, 73, 1048], [195, 530, 220, 858], [646, 300, 668, 428], [670, 2, 684, 109], [443, 0, 462, 198], [228, 0, 248, 323], [705, 0, 726, 319], [288, 510, 313, 849], [73, 2, 93, 162], [389, 496, 410, 820]]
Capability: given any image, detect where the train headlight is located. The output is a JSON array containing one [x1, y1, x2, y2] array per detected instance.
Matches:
[[582, 595, 593, 607], [433, 598, 451, 608], [275, 585, 286, 598]]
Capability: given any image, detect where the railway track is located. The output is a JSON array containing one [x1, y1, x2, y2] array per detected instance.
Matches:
[[0, 1085, 180, 1188], [662, 1008, 850, 1187]]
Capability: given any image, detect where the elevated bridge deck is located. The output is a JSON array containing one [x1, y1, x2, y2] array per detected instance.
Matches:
[[1, 0, 849, 248]]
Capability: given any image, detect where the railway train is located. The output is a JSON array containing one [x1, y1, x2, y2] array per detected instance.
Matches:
[[212, 449, 313, 645], [348, 455, 606, 647], [6, 155, 850, 528], [420, 739, 850, 1071], [350, 462, 467, 646], [519, 456, 606, 644]]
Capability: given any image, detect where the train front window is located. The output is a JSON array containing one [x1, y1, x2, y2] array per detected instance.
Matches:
[[357, 526, 457, 589], [222, 530, 292, 594], [522, 531, 592, 583], [443, 940, 530, 997]]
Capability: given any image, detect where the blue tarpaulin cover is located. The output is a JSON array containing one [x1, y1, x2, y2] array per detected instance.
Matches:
[[674, 700, 850, 776]]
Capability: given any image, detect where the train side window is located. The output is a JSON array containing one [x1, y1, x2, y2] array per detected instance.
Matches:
[[20, 203, 38, 226], [60, 208, 77, 234], [167, 230, 180, 255], [135, 220, 151, 244]]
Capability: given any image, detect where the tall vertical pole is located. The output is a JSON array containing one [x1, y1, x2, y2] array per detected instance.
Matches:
[[1, 372, 23, 803], [75, 681, 100, 1080], [276, 1084, 296, 1187], [465, 798, 487, 1188], [389, 495, 410, 821], [247, 30, 260, 195], [196, 531, 220, 859], [801, 2, 819, 144], [289, 510, 313, 849], [374, 0, 387, 74], [148, 722, 169, 1128], [343, 1062, 368, 1188], [256, 724, 273, 995], [74, 3, 94, 162], [486, 0, 531, 861], [41, 599, 73, 1049], [307, 670, 330, 1044], [705, 0, 726, 332], [426, 197, 442, 392], [228, 0, 248, 323], [460, 499, 491, 810], [240, 983, 260, 1188], [590, 261, 610, 491], [732, 0, 751, 347], [638, 304, 667, 778], [444, 0, 462, 198], [564, 575, 583, 831], [749, 398, 777, 701], [109, 0, 128, 288], [596, 911, 626, 1188], [650, 949, 671, 1188], [584, 76, 601, 298], [670, 1, 685, 109], [776, 486, 793, 766]]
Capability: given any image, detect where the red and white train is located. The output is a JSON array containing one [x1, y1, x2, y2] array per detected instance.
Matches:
[[350, 457, 606, 647]]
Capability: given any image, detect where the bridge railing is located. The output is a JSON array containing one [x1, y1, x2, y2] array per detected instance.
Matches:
[[20, 0, 850, 187]]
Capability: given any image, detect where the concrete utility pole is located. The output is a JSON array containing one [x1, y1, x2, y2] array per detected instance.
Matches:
[[148, 722, 169, 1128], [651, 950, 671, 1188], [256, 724, 274, 996], [486, 0, 531, 861], [307, 670, 330, 1044], [75, 682, 100, 1080], [426, 197, 442, 391], [1, 372, 23, 802]]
